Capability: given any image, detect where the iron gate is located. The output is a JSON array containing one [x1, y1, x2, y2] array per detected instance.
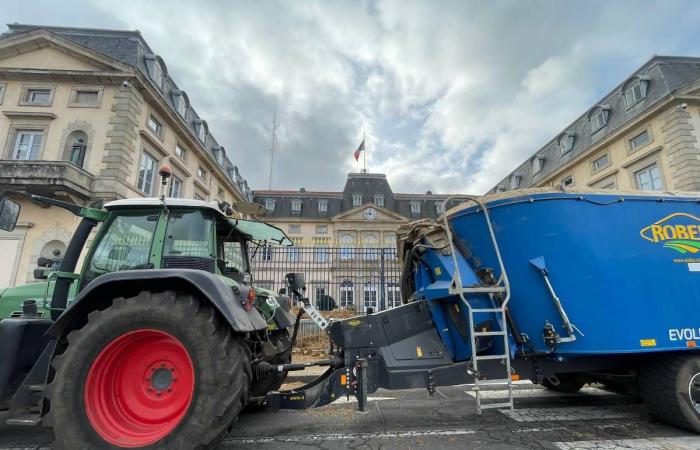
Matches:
[[250, 246, 403, 313]]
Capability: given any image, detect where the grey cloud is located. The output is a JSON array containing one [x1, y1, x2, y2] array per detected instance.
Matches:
[[2, 0, 700, 194]]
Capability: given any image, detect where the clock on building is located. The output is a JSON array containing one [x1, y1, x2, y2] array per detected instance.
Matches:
[[364, 208, 378, 220]]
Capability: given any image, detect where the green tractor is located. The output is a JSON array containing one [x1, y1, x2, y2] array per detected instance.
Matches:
[[0, 175, 320, 449]]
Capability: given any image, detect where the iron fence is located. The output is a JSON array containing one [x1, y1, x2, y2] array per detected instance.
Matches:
[[250, 246, 404, 313]]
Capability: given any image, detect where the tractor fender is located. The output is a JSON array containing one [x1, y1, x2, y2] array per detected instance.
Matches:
[[48, 269, 268, 338]]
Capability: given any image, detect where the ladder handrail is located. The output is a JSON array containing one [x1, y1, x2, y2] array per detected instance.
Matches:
[[440, 195, 514, 413], [441, 195, 511, 309]]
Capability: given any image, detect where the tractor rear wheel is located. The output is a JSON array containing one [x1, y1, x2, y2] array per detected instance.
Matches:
[[46, 291, 250, 449], [639, 354, 700, 433]]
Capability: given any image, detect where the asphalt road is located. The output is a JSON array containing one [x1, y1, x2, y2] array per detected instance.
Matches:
[[2, 382, 700, 449]]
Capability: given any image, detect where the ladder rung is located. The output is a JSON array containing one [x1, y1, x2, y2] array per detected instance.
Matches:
[[473, 331, 506, 337], [472, 308, 503, 313], [460, 287, 507, 294], [475, 378, 512, 385], [479, 401, 513, 410], [475, 354, 509, 360]]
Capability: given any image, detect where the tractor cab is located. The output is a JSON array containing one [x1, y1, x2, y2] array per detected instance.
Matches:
[[82, 197, 291, 287]]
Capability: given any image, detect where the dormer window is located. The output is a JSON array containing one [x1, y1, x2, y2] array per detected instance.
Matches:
[[318, 199, 328, 213], [265, 199, 276, 211], [589, 105, 610, 132], [621, 75, 650, 109], [558, 132, 575, 156], [374, 194, 384, 207], [509, 174, 521, 190], [291, 199, 302, 212], [410, 200, 421, 215], [352, 193, 362, 207], [171, 91, 188, 118], [532, 156, 544, 175], [145, 55, 165, 90], [194, 120, 207, 143], [213, 146, 224, 166]]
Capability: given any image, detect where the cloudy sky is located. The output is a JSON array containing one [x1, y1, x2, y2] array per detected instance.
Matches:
[[3, 1, 700, 194]]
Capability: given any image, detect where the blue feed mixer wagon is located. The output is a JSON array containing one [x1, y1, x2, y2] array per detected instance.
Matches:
[[267, 187, 700, 434]]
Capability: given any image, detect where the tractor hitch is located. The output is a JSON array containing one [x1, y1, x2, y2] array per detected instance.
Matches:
[[253, 355, 343, 376]]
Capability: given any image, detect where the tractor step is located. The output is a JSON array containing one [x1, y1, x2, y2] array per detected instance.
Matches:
[[471, 308, 504, 313], [456, 287, 507, 294], [475, 354, 508, 360], [473, 330, 506, 337], [474, 378, 512, 386], [478, 401, 513, 410], [6, 415, 42, 426]]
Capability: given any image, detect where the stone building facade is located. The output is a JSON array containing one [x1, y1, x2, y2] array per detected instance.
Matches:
[[0, 24, 253, 287], [251, 172, 464, 312], [490, 56, 700, 195]]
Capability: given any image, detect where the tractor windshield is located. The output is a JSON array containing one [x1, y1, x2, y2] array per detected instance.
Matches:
[[83, 213, 158, 285]]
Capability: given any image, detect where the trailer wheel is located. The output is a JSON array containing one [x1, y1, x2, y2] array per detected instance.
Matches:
[[248, 330, 292, 404], [541, 374, 584, 393], [639, 354, 700, 433], [46, 291, 250, 450]]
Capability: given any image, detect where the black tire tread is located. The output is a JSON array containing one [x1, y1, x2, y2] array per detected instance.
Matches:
[[639, 354, 700, 432], [45, 290, 250, 450]]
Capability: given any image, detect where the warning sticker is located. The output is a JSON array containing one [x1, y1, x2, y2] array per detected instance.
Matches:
[[640, 339, 657, 347]]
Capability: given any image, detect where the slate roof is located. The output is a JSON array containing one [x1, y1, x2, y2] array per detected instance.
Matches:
[[3, 24, 252, 201], [488, 56, 700, 194], [254, 172, 462, 220]]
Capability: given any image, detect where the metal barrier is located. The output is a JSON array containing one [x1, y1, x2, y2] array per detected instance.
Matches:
[[250, 246, 403, 313]]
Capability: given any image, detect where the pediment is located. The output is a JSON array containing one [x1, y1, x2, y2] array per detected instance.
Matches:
[[332, 204, 407, 222], [0, 29, 130, 73]]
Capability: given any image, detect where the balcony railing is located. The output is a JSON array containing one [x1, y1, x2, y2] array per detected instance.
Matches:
[[0, 160, 94, 198]]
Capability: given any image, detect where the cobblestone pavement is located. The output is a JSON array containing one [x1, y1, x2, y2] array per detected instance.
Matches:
[[2, 382, 699, 449]]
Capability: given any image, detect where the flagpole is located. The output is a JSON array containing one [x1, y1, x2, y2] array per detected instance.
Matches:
[[362, 128, 366, 173]]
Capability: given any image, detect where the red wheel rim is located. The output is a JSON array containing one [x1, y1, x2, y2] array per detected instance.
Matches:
[[84, 329, 195, 448]]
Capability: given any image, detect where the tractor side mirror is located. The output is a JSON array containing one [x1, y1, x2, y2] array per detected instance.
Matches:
[[285, 273, 306, 293], [34, 269, 48, 280], [0, 198, 20, 232], [37, 257, 54, 268]]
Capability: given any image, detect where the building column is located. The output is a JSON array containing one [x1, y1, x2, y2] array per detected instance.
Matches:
[[661, 106, 700, 191]]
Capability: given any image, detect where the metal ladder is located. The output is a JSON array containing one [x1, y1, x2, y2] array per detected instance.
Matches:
[[442, 196, 514, 413]]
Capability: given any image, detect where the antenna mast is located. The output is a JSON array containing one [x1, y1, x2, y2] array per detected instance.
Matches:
[[268, 106, 279, 189]]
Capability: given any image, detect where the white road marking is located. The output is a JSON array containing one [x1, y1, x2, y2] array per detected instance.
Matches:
[[500, 405, 642, 422], [225, 429, 477, 444], [554, 436, 700, 449], [330, 395, 395, 404], [465, 387, 616, 399]]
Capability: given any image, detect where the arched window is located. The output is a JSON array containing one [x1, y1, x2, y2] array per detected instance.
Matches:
[[557, 131, 576, 156], [373, 193, 384, 207], [340, 280, 354, 309], [340, 234, 354, 260], [410, 200, 421, 215], [363, 234, 378, 260], [509, 174, 521, 190], [352, 193, 362, 207], [384, 233, 397, 259], [64, 130, 88, 168]]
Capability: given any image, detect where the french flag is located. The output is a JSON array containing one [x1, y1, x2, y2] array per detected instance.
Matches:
[[353, 138, 365, 161]]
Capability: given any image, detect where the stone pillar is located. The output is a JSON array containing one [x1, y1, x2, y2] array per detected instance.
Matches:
[[94, 84, 143, 201], [661, 106, 700, 191]]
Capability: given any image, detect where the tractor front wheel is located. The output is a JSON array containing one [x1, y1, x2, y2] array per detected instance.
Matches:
[[46, 291, 250, 449]]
